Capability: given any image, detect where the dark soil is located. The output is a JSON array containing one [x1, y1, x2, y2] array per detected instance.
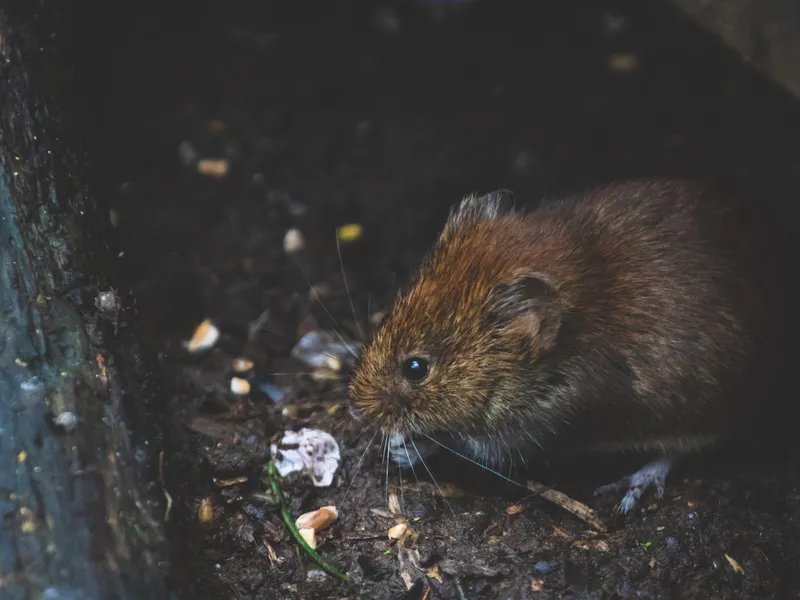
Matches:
[[99, 0, 800, 598]]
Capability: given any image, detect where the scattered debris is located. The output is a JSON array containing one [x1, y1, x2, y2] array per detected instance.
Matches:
[[608, 52, 640, 73], [259, 381, 286, 403], [17, 451, 27, 463], [177, 140, 198, 166], [14, 357, 27, 367], [283, 228, 305, 253], [725, 553, 745, 574], [506, 504, 523, 516], [535, 560, 558, 574], [602, 13, 629, 36], [213, 476, 249, 487], [95, 289, 121, 314], [526, 481, 609, 532], [197, 158, 230, 178], [185, 319, 220, 353], [230, 377, 251, 395], [232, 357, 254, 373], [296, 506, 339, 532], [270, 428, 341, 487], [19, 507, 36, 533], [291, 330, 360, 371], [388, 492, 402, 515], [388, 523, 408, 540], [53, 411, 78, 432], [530, 578, 545, 592], [198, 497, 215, 524], [336, 223, 363, 243], [96, 353, 109, 386]]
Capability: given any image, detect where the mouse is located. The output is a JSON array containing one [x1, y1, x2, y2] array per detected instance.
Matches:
[[348, 178, 781, 513]]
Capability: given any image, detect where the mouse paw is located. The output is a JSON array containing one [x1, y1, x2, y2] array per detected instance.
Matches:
[[594, 457, 672, 514]]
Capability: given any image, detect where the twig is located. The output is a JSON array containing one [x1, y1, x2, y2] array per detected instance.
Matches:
[[266, 459, 350, 582], [526, 481, 609, 532]]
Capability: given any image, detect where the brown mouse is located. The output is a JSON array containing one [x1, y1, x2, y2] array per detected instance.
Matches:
[[348, 178, 777, 512]]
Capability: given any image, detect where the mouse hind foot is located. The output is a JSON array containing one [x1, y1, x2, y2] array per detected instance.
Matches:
[[594, 457, 673, 514]]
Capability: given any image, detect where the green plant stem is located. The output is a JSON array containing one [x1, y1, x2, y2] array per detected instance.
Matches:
[[267, 459, 350, 582]]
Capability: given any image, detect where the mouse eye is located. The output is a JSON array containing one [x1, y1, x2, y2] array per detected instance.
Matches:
[[401, 356, 430, 383]]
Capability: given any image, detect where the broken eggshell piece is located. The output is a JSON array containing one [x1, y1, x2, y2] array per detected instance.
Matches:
[[270, 428, 341, 487]]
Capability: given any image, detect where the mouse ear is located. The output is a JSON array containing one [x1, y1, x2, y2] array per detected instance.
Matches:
[[442, 190, 516, 238], [493, 271, 562, 350]]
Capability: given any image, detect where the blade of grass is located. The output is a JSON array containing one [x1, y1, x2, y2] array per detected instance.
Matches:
[[266, 459, 350, 582]]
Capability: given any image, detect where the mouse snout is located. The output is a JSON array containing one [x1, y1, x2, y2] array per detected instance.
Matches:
[[351, 387, 414, 424]]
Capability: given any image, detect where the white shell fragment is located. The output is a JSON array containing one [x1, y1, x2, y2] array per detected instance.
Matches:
[[270, 428, 341, 487], [295, 506, 338, 532], [291, 330, 361, 371], [283, 228, 305, 253], [184, 319, 220, 353]]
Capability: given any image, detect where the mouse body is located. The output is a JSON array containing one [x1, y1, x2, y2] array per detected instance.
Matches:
[[349, 178, 777, 512]]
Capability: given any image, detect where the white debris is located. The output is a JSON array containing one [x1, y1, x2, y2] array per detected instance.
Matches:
[[283, 228, 305, 253], [53, 411, 78, 432], [270, 428, 341, 487], [291, 330, 360, 371]]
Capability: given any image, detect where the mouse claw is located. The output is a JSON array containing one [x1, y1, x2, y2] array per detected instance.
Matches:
[[595, 457, 672, 514]]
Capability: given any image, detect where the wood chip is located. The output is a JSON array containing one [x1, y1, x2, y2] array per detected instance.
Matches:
[[526, 481, 609, 532]]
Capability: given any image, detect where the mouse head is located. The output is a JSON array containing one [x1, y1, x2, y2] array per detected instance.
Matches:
[[349, 192, 564, 439]]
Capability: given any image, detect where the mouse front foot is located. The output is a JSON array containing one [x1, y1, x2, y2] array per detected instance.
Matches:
[[594, 457, 672, 514]]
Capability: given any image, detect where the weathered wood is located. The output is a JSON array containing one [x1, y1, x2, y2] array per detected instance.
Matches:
[[669, 0, 800, 101], [0, 3, 170, 599]]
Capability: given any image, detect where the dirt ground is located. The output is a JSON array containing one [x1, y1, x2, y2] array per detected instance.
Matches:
[[102, 0, 800, 598]]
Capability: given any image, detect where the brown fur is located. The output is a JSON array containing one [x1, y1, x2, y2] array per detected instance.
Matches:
[[349, 178, 771, 466]]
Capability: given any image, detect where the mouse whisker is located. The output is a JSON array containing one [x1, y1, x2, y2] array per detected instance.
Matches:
[[410, 437, 457, 518], [419, 433, 525, 488], [289, 254, 360, 358], [341, 427, 380, 506], [397, 461, 405, 515], [401, 438, 421, 487], [385, 433, 391, 508], [336, 230, 366, 343]]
